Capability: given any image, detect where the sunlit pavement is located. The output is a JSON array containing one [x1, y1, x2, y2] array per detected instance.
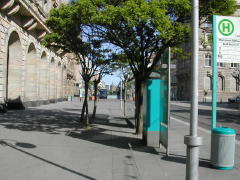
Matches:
[[0, 99, 240, 180]]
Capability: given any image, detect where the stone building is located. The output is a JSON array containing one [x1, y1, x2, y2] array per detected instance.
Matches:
[[0, 0, 80, 108], [174, 2, 240, 102]]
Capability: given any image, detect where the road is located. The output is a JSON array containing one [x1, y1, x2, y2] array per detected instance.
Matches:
[[171, 102, 240, 140]]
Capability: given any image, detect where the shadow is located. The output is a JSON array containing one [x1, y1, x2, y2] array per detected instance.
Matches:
[[0, 108, 83, 134], [95, 127, 135, 135], [7, 96, 25, 110], [161, 153, 211, 169], [0, 139, 36, 149], [0, 104, 157, 154], [0, 140, 96, 180], [63, 108, 81, 112], [93, 115, 129, 128], [0, 103, 7, 113], [125, 118, 135, 129], [68, 128, 158, 154], [15, 142, 36, 148]]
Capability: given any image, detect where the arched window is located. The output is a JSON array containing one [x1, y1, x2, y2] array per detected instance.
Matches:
[[234, 77, 240, 91], [218, 75, 225, 91], [204, 76, 212, 90]]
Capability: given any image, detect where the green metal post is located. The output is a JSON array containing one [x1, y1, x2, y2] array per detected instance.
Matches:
[[212, 15, 217, 130]]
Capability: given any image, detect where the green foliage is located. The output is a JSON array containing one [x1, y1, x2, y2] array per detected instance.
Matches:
[[43, 0, 237, 83], [171, 47, 190, 61], [85, 0, 236, 80], [43, 3, 113, 84], [200, 0, 237, 22]]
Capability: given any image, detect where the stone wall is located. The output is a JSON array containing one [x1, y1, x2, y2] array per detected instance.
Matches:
[[0, 13, 76, 107]]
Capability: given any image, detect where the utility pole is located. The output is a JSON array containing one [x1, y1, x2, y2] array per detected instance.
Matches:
[[120, 66, 123, 110], [123, 80, 127, 117], [120, 79, 123, 109], [184, 0, 202, 180]]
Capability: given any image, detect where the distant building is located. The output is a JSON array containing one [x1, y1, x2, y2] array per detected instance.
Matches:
[[174, 3, 240, 102], [98, 81, 106, 89], [105, 85, 110, 91], [0, 0, 80, 107], [110, 83, 117, 95]]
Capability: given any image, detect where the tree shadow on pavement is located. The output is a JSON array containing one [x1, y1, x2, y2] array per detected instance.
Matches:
[[0, 109, 158, 155], [68, 129, 158, 154], [62, 108, 82, 112], [92, 114, 130, 128], [0, 109, 82, 134], [67, 114, 158, 155]]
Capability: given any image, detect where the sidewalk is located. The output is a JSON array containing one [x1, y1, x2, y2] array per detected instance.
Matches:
[[0, 99, 239, 180]]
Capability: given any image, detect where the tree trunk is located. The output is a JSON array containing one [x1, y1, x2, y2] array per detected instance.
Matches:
[[80, 96, 86, 121], [135, 77, 144, 134], [81, 80, 89, 127], [85, 93, 89, 127], [92, 81, 98, 119], [123, 81, 126, 117]]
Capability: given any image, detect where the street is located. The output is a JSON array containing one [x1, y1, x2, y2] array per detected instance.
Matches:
[[171, 102, 240, 140]]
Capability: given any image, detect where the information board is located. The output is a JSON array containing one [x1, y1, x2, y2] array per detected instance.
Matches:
[[214, 16, 240, 63]]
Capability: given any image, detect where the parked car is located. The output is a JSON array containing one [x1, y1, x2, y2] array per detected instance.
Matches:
[[228, 96, 240, 103]]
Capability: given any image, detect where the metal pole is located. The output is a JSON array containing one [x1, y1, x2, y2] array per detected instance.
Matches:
[[168, 47, 171, 128], [167, 47, 171, 156], [120, 80, 123, 109], [124, 81, 127, 117], [184, 1, 202, 180], [212, 15, 217, 130]]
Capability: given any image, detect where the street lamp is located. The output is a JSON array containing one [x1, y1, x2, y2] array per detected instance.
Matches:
[[184, 1, 202, 180], [120, 79, 123, 109]]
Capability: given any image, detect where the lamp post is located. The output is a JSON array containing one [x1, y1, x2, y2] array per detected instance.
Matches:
[[120, 79, 123, 109], [184, 0, 202, 180]]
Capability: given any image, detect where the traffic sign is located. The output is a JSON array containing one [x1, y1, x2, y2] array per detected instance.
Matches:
[[214, 16, 240, 63]]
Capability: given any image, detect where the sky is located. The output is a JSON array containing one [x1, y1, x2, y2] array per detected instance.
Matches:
[[102, 72, 121, 85]]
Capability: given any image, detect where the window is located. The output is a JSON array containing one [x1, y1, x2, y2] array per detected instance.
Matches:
[[231, 63, 238, 68], [205, 54, 211, 66], [236, 78, 240, 91], [218, 76, 225, 91], [232, 77, 240, 91], [217, 62, 225, 67], [204, 77, 212, 90]]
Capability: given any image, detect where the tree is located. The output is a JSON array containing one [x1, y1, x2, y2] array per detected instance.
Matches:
[[92, 59, 113, 119], [44, 0, 237, 134], [42, 4, 110, 127], [111, 53, 133, 117], [73, 0, 236, 134]]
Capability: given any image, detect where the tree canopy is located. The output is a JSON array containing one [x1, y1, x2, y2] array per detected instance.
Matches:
[[43, 0, 237, 132]]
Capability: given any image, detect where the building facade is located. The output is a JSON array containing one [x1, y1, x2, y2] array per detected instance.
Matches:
[[0, 0, 80, 108], [174, 2, 240, 102]]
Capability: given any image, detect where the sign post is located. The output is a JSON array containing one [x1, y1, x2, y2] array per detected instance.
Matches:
[[212, 15, 240, 129], [212, 15, 238, 170]]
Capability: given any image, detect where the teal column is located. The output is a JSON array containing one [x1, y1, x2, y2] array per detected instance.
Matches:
[[146, 79, 161, 132], [212, 15, 217, 130]]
